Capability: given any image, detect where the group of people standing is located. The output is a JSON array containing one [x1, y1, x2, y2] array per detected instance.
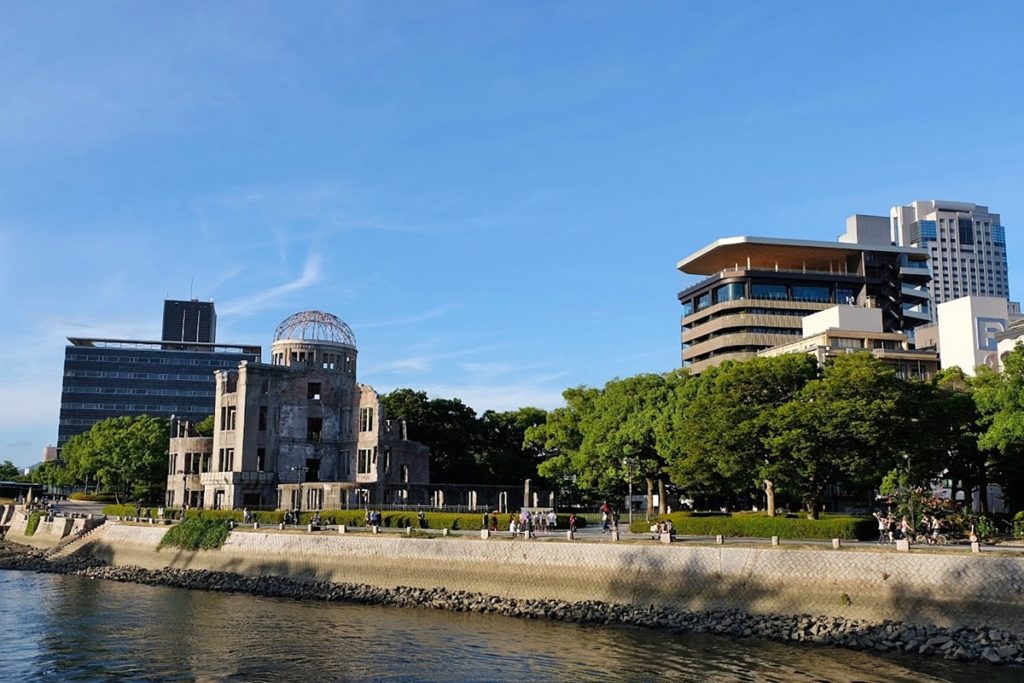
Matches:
[[506, 509, 559, 537]]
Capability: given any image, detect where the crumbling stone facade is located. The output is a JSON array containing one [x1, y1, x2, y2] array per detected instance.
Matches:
[[166, 311, 429, 510]]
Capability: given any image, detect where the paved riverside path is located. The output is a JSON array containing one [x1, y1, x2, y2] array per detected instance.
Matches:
[[263, 522, 1024, 554]]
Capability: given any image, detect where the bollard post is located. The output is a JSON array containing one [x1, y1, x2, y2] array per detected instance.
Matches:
[[307, 523, 313, 533], [566, 530, 574, 541], [659, 532, 672, 545], [480, 528, 490, 539], [279, 522, 285, 531], [971, 542, 981, 554], [371, 525, 380, 534], [771, 536, 779, 547], [442, 528, 450, 537], [611, 530, 620, 542], [338, 524, 347, 534], [716, 535, 724, 545], [896, 539, 910, 552], [832, 538, 841, 549], [406, 526, 413, 535], [254, 522, 259, 530]]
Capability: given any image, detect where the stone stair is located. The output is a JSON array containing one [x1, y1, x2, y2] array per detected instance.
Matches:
[[44, 520, 107, 560]]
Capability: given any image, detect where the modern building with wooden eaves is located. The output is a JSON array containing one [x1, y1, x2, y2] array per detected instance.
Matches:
[[677, 236, 932, 374]]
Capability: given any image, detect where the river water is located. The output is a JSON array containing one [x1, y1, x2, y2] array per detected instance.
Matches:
[[0, 570, 1015, 682]]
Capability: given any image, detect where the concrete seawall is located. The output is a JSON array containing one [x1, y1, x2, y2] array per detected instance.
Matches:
[[3, 508, 102, 549], [75, 523, 1024, 632]]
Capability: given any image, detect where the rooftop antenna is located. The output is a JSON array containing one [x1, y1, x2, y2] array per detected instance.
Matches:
[[190, 277, 194, 301]]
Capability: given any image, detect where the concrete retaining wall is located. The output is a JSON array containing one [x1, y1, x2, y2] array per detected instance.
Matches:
[[3, 509, 98, 549], [76, 523, 1024, 631]]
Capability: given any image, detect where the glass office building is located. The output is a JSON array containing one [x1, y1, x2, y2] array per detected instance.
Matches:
[[57, 338, 261, 447]]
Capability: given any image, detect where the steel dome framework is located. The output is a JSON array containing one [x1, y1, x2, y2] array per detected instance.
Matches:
[[272, 311, 357, 347]]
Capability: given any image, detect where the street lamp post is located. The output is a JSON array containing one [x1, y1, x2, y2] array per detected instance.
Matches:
[[291, 466, 309, 511], [623, 458, 634, 526]]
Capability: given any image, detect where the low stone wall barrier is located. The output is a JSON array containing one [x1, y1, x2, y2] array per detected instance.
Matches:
[[73, 522, 1024, 633]]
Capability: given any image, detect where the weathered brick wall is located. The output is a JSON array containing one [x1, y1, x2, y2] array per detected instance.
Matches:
[[80, 523, 1024, 631]]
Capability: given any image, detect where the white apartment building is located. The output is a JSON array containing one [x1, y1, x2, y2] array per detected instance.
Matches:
[[889, 200, 1009, 308]]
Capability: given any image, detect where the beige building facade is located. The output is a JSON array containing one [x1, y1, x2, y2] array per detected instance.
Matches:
[[166, 311, 429, 510], [759, 305, 939, 379]]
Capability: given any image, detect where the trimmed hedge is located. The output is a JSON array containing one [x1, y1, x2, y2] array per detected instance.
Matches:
[[628, 512, 875, 540], [102, 506, 585, 532], [103, 504, 163, 518], [159, 518, 230, 551], [25, 511, 43, 536], [69, 492, 118, 502]]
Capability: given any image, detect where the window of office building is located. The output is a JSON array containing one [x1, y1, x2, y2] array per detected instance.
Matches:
[[714, 283, 745, 304], [791, 285, 830, 302], [696, 292, 711, 311], [752, 283, 787, 299], [836, 287, 857, 305], [360, 407, 374, 432]]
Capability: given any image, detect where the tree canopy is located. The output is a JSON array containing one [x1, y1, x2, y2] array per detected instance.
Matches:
[[60, 415, 169, 503], [526, 349, 1024, 517], [0, 459, 23, 481], [380, 389, 547, 485]]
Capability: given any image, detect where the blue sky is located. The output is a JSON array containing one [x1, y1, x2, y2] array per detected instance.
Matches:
[[2, 2, 1023, 467]]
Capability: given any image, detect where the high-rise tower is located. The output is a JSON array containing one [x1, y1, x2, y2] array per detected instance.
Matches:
[[889, 201, 1009, 308], [162, 299, 217, 343]]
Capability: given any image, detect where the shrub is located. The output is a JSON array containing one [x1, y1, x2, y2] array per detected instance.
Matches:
[[159, 518, 231, 551], [25, 511, 43, 536], [69, 492, 118, 502], [104, 504, 167, 518], [628, 512, 875, 540]]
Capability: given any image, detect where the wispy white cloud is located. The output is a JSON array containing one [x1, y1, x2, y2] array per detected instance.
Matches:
[[355, 303, 457, 330], [219, 253, 323, 317], [362, 341, 519, 376], [204, 265, 246, 297]]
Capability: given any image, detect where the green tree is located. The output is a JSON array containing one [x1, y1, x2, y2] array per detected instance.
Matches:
[[195, 414, 215, 437], [475, 407, 547, 485], [381, 389, 481, 483], [0, 459, 22, 480], [61, 415, 169, 503], [766, 353, 906, 518], [663, 355, 817, 515], [577, 373, 679, 514], [529, 386, 601, 504], [976, 345, 1024, 510], [30, 461, 75, 488], [924, 368, 988, 509]]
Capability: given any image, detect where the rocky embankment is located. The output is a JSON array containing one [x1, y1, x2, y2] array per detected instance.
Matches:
[[1, 541, 1022, 667]]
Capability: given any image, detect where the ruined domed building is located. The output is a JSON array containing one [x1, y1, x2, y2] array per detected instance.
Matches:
[[166, 311, 430, 511]]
